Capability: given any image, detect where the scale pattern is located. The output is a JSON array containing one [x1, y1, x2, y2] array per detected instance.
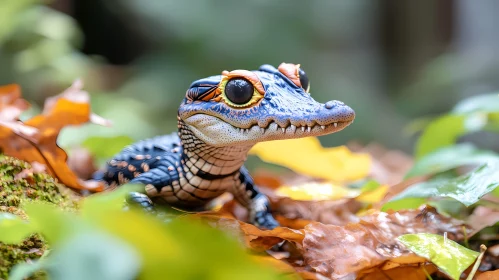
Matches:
[[102, 121, 260, 211]]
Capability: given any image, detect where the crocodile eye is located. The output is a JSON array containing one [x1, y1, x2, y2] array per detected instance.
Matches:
[[224, 78, 254, 105], [298, 68, 310, 92]]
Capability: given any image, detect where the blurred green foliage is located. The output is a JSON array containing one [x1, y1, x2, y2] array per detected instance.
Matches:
[[383, 94, 499, 215], [2, 186, 289, 280], [0, 0, 92, 99]]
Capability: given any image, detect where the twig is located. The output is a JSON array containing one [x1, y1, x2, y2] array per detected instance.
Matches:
[[465, 244, 487, 280]]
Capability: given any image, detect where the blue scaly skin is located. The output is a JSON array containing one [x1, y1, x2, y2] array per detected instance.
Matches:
[[99, 63, 355, 229]]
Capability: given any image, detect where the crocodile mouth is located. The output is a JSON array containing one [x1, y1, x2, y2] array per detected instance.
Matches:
[[183, 114, 353, 146], [232, 120, 349, 135]]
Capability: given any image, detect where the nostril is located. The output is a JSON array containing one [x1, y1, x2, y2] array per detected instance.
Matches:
[[324, 100, 344, 109]]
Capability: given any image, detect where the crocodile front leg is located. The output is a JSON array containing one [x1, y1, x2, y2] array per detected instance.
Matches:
[[232, 166, 279, 229]]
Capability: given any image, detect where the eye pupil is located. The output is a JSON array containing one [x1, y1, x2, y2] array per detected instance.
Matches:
[[298, 68, 309, 92], [225, 78, 254, 105]]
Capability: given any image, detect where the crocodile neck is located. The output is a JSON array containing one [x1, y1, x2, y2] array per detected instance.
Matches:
[[178, 119, 252, 177]]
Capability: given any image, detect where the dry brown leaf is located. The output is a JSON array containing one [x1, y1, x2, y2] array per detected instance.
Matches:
[[357, 264, 437, 280], [477, 269, 499, 280], [300, 206, 469, 279], [270, 196, 362, 226], [0, 81, 108, 191], [468, 206, 499, 236]]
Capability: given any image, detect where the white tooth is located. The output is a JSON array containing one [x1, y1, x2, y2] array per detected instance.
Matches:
[[301, 126, 305, 132], [334, 122, 338, 127], [281, 127, 285, 132], [321, 125, 325, 130], [307, 126, 311, 132], [290, 125, 296, 133], [260, 127, 265, 133]]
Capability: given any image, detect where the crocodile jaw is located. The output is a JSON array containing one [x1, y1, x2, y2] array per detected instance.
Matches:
[[183, 114, 354, 147]]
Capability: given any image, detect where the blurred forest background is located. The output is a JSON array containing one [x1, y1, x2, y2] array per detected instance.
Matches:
[[1, 0, 499, 157]]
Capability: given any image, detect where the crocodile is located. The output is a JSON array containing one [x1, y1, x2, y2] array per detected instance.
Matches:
[[98, 63, 355, 229]]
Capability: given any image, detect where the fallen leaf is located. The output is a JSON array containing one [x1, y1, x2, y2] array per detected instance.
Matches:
[[467, 206, 499, 236], [250, 137, 371, 182], [357, 264, 437, 280], [355, 185, 389, 204], [300, 206, 470, 279], [398, 233, 479, 280], [0, 81, 108, 191], [477, 270, 499, 280], [275, 182, 360, 201], [0, 84, 29, 121]]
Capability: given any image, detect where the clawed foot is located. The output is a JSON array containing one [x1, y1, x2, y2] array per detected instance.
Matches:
[[249, 194, 279, 229], [125, 192, 156, 213]]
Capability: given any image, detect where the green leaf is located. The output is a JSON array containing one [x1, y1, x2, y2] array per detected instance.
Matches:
[[23, 202, 86, 244], [359, 180, 381, 192], [387, 162, 499, 208], [397, 233, 479, 280], [415, 115, 466, 158], [0, 213, 35, 244], [406, 144, 499, 178], [381, 197, 427, 212], [80, 183, 143, 216], [48, 231, 140, 280], [452, 93, 499, 114]]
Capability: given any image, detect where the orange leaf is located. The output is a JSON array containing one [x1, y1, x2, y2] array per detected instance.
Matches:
[[0, 81, 108, 191], [477, 269, 499, 280]]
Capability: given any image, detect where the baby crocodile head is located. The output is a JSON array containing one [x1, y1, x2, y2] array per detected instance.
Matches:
[[178, 63, 355, 147]]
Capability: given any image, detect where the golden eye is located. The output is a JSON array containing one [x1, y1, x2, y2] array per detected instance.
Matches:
[[217, 70, 265, 108], [224, 78, 254, 105]]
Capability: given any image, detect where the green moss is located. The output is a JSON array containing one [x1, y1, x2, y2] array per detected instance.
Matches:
[[0, 155, 79, 279]]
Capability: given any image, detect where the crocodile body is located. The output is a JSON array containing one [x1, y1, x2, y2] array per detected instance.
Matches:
[[99, 63, 355, 229]]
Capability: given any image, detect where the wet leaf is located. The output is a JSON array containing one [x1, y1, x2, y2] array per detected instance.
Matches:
[[0, 81, 109, 191], [0, 212, 34, 244], [407, 144, 499, 178], [300, 206, 469, 279], [385, 162, 499, 209], [398, 233, 479, 280], [250, 137, 371, 182], [275, 182, 359, 201]]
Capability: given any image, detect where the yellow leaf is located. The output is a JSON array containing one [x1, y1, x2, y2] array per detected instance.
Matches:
[[275, 182, 360, 201], [249, 137, 371, 182], [355, 185, 389, 204]]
